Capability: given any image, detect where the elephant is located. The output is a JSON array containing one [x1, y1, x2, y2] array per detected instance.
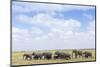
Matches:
[[64, 53, 71, 60], [72, 49, 83, 58], [54, 55, 59, 59], [54, 51, 71, 60], [82, 52, 92, 58], [42, 52, 52, 60], [23, 54, 32, 60], [32, 52, 43, 59]]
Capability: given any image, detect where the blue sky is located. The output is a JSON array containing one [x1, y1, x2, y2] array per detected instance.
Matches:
[[12, 1, 96, 51]]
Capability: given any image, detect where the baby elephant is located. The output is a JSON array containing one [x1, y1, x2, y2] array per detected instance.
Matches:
[[82, 52, 92, 58]]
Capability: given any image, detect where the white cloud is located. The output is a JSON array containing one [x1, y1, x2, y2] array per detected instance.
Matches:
[[12, 27, 29, 40], [31, 27, 44, 34], [15, 14, 31, 23], [12, 27, 28, 35], [12, 26, 45, 40], [12, 27, 21, 33], [88, 20, 95, 31], [16, 13, 81, 32]]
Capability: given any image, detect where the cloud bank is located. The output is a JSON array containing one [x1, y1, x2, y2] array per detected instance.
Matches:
[[12, 2, 95, 51]]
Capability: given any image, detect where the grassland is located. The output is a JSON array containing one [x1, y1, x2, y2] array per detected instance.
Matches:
[[12, 49, 96, 66]]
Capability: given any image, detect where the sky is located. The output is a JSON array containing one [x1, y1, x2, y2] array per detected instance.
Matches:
[[12, 1, 96, 51]]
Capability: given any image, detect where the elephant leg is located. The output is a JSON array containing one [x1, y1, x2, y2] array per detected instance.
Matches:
[[27, 57, 29, 60], [91, 55, 92, 58], [72, 53, 73, 58], [25, 56, 27, 60], [69, 56, 71, 59], [75, 54, 77, 58], [29, 57, 32, 60]]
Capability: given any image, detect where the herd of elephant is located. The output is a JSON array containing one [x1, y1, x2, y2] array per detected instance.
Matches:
[[23, 49, 92, 60]]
